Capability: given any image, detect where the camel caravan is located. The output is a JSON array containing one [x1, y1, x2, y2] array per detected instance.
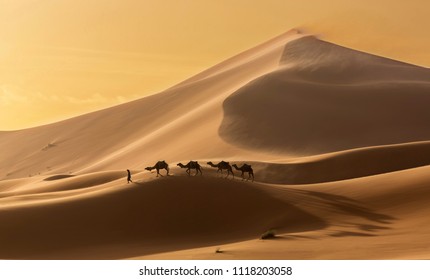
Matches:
[[142, 160, 254, 182]]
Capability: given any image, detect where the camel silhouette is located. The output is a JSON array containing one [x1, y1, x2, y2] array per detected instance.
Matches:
[[145, 160, 169, 177], [177, 161, 203, 176], [232, 164, 254, 182], [207, 161, 234, 178]]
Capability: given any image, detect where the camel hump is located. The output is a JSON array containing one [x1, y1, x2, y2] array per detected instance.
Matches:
[[244, 163, 251, 168]]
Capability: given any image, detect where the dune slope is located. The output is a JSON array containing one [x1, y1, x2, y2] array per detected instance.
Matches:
[[0, 175, 325, 259], [0, 30, 304, 180], [220, 36, 430, 155]]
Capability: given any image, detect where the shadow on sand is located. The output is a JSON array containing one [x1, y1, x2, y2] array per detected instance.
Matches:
[[43, 175, 75, 181]]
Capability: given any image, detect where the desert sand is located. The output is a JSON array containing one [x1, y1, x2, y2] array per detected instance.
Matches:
[[1, 29, 430, 259]]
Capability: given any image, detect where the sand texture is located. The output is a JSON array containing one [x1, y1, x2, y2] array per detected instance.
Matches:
[[1, 30, 430, 259]]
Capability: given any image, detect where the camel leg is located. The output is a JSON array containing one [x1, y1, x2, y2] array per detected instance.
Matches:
[[246, 172, 254, 182], [186, 168, 191, 176], [226, 169, 233, 179]]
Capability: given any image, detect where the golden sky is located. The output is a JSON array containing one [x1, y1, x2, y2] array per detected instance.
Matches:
[[1, 0, 429, 130]]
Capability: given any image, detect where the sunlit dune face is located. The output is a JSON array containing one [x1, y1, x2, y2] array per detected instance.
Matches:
[[1, 0, 429, 130]]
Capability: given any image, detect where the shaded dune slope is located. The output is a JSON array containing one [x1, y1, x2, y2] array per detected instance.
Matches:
[[0, 176, 325, 259], [139, 166, 430, 260], [220, 36, 430, 155]]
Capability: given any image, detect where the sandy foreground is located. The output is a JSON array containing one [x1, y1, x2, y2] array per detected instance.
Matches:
[[1, 30, 430, 259]]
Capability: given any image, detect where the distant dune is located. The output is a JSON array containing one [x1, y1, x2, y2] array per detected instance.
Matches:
[[1, 30, 430, 259]]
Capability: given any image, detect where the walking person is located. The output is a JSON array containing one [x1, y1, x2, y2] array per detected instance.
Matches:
[[127, 169, 133, 184]]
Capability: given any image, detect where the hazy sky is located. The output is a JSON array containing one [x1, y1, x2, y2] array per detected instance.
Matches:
[[1, 0, 429, 130]]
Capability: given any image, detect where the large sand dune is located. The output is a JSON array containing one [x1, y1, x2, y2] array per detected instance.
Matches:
[[220, 36, 430, 154], [1, 30, 430, 259]]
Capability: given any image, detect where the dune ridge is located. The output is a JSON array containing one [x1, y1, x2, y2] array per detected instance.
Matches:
[[1, 30, 430, 259]]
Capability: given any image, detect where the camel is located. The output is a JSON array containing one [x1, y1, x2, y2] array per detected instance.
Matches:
[[207, 161, 234, 178], [177, 161, 202, 176], [145, 160, 169, 177], [232, 164, 254, 182]]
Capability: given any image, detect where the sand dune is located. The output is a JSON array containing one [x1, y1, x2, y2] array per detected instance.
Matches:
[[0, 174, 325, 259], [220, 36, 430, 155], [132, 164, 430, 260], [250, 140, 430, 184], [0, 30, 300, 179], [1, 30, 430, 259]]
